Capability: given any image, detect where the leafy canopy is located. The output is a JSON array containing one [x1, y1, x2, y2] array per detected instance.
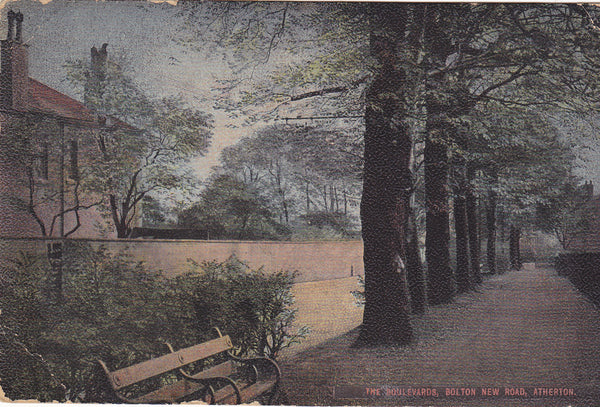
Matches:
[[64, 55, 213, 236]]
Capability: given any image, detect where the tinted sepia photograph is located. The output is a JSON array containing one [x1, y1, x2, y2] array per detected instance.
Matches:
[[1, 2, 600, 406]]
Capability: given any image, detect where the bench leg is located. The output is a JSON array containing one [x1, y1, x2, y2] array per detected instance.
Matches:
[[203, 385, 216, 405], [265, 382, 287, 405]]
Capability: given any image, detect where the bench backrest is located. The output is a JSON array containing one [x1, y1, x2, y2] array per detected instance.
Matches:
[[102, 335, 234, 390]]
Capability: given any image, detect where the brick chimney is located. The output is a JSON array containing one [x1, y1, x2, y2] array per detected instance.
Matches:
[[1, 10, 29, 110], [85, 43, 108, 108]]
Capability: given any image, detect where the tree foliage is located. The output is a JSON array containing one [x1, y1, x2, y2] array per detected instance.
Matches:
[[65, 54, 213, 237], [179, 174, 288, 240], [217, 124, 362, 224], [536, 180, 593, 250]]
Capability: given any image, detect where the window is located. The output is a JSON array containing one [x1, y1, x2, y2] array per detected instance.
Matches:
[[69, 139, 79, 181], [33, 141, 49, 180]]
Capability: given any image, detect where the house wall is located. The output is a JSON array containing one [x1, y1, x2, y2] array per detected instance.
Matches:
[[0, 113, 41, 237], [0, 237, 364, 283], [0, 117, 111, 238], [60, 126, 111, 238], [0, 16, 112, 240]]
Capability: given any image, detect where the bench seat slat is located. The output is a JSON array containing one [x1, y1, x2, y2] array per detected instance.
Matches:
[[133, 379, 201, 404], [188, 360, 236, 380], [214, 379, 277, 405], [110, 336, 233, 390], [131, 361, 236, 403]]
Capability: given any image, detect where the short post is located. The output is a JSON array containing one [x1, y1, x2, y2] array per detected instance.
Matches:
[[47, 242, 63, 303]]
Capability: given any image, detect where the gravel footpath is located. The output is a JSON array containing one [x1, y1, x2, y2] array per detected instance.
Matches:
[[279, 277, 364, 359], [279, 266, 600, 406]]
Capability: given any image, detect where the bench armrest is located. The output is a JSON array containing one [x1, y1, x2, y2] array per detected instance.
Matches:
[[212, 327, 281, 382], [182, 373, 242, 404], [228, 354, 282, 382]]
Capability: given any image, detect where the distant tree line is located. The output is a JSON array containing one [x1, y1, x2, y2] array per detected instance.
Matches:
[[177, 124, 364, 240]]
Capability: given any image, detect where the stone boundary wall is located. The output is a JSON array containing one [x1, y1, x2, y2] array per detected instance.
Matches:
[[0, 237, 364, 283]]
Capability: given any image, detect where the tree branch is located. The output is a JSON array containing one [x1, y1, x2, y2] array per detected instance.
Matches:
[[63, 181, 102, 238], [109, 194, 121, 229], [473, 65, 534, 102], [568, 4, 600, 34], [26, 166, 48, 236], [290, 86, 350, 102], [123, 168, 144, 212], [477, 94, 554, 107], [289, 75, 369, 101], [264, 6, 288, 64]]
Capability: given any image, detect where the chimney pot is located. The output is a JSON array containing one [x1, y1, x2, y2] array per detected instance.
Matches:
[[1, 11, 29, 109], [85, 43, 108, 108], [15, 12, 23, 42], [6, 10, 15, 41]]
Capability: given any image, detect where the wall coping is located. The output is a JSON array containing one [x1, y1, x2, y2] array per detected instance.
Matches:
[[0, 236, 363, 245]]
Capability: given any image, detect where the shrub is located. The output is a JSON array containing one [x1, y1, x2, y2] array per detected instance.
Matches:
[[294, 211, 360, 240], [0, 243, 306, 402], [0, 252, 66, 401], [1, 242, 169, 401], [170, 257, 308, 358], [351, 274, 365, 307]]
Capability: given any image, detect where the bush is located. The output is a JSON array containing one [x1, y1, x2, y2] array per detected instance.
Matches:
[[1, 242, 169, 401], [0, 243, 306, 402], [169, 257, 308, 358], [351, 274, 365, 307], [0, 252, 66, 401], [294, 211, 360, 240]]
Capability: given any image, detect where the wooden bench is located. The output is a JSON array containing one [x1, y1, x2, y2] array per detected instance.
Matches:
[[98, 329, 281, 404]]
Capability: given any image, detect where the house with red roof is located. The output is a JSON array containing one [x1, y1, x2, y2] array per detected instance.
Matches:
[[0, 11, 134, 238]]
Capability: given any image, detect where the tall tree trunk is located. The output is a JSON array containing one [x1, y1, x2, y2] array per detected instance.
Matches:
[[486, 188, 497, 274], [116, 223, 130, 238], [516, 227, 521, 269], [306, 181, 310, 214], [334, 186, 339, 212], [358, 3, 413, 346], [282, 190, 289, 224], [454, 193, 471, 292], [422, 3, 457, 305], [498, 206, 506, 264], [407, 208, 426, 314], [110, 195, 131, 238], [424, 118, 454, 304], [273, 163, 289, 223], [510, 225, 522, 270], [330, 185, 335, 212], [466, 165, 482, 284]]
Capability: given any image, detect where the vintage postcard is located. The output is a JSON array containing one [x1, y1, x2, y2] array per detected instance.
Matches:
[[1, 2, 600, 406]]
